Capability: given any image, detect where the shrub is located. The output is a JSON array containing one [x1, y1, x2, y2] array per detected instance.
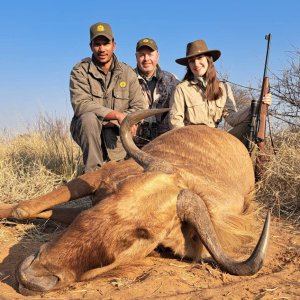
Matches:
[[256, 129, 300, 223], [0, 115, 83, 203]]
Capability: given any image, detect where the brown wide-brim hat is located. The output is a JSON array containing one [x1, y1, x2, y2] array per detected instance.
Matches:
[[176, 40, 221, 66]]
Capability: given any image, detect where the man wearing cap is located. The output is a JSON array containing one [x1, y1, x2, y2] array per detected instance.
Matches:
[[70, 22, 147, 172], [169, 39, 272, 146], [134, 38, 179, 147]]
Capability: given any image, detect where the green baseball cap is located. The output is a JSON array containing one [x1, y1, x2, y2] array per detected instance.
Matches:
[[90, 22, 114, 42], [136, 38, 158, 51]]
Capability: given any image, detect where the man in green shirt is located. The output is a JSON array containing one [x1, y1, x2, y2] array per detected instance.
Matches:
[[70, 22, 147, 172]]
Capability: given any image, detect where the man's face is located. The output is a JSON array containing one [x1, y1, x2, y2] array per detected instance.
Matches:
[[136, 46, 159, 77], [90, 36, 116, 65]]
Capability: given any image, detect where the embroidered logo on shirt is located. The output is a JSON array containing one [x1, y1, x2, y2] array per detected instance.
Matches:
[[97, 25, 105, 32], [120, 81, 126, 88]]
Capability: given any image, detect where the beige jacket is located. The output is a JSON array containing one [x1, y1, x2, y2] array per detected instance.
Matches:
[[169, 80, 250, 129], [70, 55, 147, 120]]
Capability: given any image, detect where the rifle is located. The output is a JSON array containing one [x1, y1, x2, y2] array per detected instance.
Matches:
[[247, 33, 272, 180]]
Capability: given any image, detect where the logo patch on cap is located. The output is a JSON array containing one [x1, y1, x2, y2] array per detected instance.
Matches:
[[97, 25, 105, 32], [120, 81, 126, 88]]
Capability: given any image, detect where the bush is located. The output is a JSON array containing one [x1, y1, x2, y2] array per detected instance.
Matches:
[[256, 129, 300, 223]]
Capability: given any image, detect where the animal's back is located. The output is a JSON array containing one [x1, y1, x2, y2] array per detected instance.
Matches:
[[143, 125, 254, 192]]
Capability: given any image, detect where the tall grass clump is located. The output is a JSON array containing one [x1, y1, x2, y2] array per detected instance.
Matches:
[[256, 128, 300, 224], [0, 115, 83, 204]]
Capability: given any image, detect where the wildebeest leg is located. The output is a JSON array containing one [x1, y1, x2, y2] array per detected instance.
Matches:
[[0, 203, 16, 218], [25, 207, 87, 224], [0, 170, 103, 220], [176, 189, 270, 276], [80, 239, 160, 281]]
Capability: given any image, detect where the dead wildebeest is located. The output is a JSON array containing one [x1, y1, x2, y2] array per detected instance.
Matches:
[[0, 109, 270, 295]]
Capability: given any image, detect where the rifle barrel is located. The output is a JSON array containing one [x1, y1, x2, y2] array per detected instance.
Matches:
[[263, 34, 272, 79]]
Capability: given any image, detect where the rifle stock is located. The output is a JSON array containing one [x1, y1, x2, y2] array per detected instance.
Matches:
[[256, 76, 270, 146], [255, 77, 270, 180]]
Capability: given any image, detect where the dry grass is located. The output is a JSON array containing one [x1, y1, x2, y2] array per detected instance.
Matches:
[[256, 129, 300, 224], [0, 115, 83, 204], [0, 218, 62, 243]]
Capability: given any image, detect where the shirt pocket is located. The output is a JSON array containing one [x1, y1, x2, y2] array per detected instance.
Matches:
[[90, 81, 104, 105], [113, 86, 130, 111], [214, 97, 226, 122], [185, 98, 206, 124]]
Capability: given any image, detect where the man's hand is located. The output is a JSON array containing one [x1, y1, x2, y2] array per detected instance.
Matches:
[[104, 110, 137, 137], [116, 112, 126, 125], [104, 111, 126, 126], [262, 93, 272, 106]]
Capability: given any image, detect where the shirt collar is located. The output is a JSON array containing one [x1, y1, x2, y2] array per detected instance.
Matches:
[[193, 76, 207, 87], [90, 54, 122, 78], [92, 54, 116, 73]]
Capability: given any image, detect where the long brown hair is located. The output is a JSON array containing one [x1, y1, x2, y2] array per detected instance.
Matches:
[[183, 56, 223, 101]]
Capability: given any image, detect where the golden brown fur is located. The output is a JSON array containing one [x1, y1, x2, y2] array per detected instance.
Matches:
[[2, 125, 262, 293]]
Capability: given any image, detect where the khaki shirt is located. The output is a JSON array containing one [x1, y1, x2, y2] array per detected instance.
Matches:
[[169, 80, 250, 129], [70, 54, 147, 121]]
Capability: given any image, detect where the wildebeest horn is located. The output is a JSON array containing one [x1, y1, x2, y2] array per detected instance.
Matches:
[[176, 189, 270, 276], [120, 108, 175, 173]]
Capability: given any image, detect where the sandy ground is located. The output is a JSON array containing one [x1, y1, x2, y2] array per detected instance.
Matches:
[[0, 216, 299, 300]]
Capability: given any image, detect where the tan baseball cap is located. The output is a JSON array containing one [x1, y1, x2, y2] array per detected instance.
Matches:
[[136, 38, 158, 51], [90, 22, 114, 42]]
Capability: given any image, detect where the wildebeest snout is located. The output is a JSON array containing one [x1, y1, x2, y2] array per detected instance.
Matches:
[[17, 251, 60, 295]]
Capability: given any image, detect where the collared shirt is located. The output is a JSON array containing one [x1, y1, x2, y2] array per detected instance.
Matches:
[[92, 55, 115, 89], [169, 80, 251, 129], [135, 65, 179, 135], [137, 67, 159, 105], [70, 54, 147, 120], [196, 76, 207, 89], [145, 76, 158, 102]]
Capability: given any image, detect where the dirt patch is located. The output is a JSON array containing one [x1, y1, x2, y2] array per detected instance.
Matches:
[[0, 217, 299, 300]]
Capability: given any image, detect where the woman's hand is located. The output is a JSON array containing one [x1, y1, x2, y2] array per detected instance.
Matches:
[[262, 93, 272, 106]]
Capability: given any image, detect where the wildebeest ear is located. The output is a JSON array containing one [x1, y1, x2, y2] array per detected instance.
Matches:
[[176, 189, 270, 276]]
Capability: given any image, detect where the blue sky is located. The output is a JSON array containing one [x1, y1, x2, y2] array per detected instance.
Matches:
[[0, 0, 299, 132]]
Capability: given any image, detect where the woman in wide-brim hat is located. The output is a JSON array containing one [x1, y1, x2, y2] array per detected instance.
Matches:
[[169, 39, 272, 147]]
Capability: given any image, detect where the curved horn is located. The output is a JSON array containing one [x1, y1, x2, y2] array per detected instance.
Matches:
[[120, 108, 175, 173], [176, 189, 270, 276]]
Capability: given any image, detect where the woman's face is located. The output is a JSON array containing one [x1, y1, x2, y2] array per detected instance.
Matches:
[[188, 55, 208, 77]]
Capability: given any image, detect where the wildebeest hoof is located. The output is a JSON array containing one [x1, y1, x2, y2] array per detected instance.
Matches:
[[11, 207, 31, 219]]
